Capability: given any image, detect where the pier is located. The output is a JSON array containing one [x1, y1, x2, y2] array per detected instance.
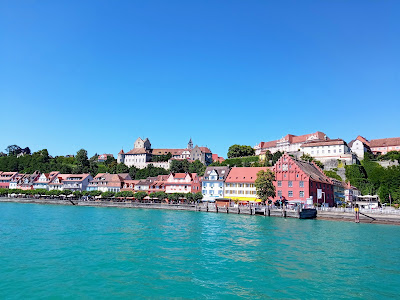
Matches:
[[2, 197, 400, 224]]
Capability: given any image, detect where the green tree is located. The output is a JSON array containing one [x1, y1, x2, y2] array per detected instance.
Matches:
[[152, 191, 167, 202], [193, 192, 203, 202], [73, 191, 82, 198], [324, 170, 342, 181], [101, 191, 115, 199], [116, 163, 129, 173], [89, 190, 102, 197], [63, 190, 72, 196], [134, 191, 147, 201], [170, 160, 189, 173], [5, 145, 22, 156], [75, 149, 90, 173], [255, 169, 276, 203], [189, 160, 206, 176], [227, 145, 255, 158], [167, 193, 179, 202], [272, 151, 284, 165], [129, 166, 138, 179]]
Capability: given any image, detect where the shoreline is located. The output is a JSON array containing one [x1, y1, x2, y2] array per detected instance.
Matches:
[[1, 197, 400, 225]]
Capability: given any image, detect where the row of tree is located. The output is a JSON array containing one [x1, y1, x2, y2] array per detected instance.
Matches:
[[0, 146, 207, 179], [0, 188, 203, 203]]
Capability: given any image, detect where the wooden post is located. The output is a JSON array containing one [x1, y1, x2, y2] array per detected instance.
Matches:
[[355, 205, 360, 223]]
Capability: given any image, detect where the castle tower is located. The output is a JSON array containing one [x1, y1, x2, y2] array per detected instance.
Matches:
[[188, 138, 193, 150], [117, 149, 125, 164]]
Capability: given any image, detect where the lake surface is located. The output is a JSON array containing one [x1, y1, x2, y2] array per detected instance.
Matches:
[[0, 202, 399, 299]]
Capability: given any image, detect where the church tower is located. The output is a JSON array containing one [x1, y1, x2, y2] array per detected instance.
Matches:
[[188, 138, 193, 150]]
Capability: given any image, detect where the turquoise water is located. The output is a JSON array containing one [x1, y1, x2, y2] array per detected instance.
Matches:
[[0, 203, 399, 299]]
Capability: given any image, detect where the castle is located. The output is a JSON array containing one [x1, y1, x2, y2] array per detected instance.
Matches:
[[117, 137, 212, 169]]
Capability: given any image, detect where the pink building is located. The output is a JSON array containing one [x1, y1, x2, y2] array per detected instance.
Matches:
[[370, 137, 400, 155], [272, 154, 335, 206], [165, 173, 201, 194], [0, 172, 18, 189]]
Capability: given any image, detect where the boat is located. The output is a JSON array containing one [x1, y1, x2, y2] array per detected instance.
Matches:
[[299, 208, 317, 219]]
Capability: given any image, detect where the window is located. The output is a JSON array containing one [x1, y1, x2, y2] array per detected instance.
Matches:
[[299, 191, 304, 197], [278, 190, 282, 197], [288, 191, 293, 197], [299, 181, 304, 188], [288, 181, 293, 187], [277, 181, 282, 187]]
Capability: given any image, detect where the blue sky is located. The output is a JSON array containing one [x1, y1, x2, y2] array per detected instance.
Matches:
[[1, 0, 399, 158]]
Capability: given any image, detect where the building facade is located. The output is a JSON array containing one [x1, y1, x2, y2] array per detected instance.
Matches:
[[202, 166, 230, 201], [254, 131, 328, 155], [33, 171, 60, 190], [370, 137, 400, 155], [224, 167, 270, 202], [272, 154, 335, 206], [87, 173, 131, 192], [61, 174, 93, 191], [118, 137, 213, 169], [348, 136, 371, 160], [300, 139, 356, 164], [0, 172, 18, 189], [165, 173, 201, 194]]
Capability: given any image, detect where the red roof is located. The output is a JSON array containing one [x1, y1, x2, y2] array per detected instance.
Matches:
[[212, 154, 225, 162], [225, 167, 272, 183], [174, 173, 187, 179], [199, 147, 211, 153], [152, 149, 186, 155], [257, 131, 328, 149], [370, 137, 400, 148], [125, 148, 149, 155], [300, 139, 346, 148], [356, 136, 370, 146]]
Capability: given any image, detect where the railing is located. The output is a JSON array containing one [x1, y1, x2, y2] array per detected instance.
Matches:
[[316, 206, 400, 215]]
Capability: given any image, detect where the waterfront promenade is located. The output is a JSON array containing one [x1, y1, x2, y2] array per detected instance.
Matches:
[[1, 197, 400, 225]]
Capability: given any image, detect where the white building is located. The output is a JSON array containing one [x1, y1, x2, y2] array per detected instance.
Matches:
[[33, 171, 59, 190], [254, 131, 328, 155], [348, 136, 371, 160], [300, 139, 356, 164], [201, 166, 230, 201], [165, 173, 201, 194]]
